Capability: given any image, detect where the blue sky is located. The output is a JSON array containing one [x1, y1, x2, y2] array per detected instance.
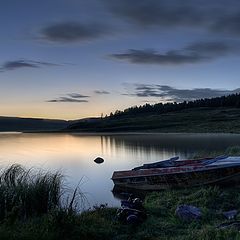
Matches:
[[0, 0, 240, 119]]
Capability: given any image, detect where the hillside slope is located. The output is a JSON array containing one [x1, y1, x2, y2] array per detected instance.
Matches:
[[65, 107, 240, 133], [0, 116, 68, 132]]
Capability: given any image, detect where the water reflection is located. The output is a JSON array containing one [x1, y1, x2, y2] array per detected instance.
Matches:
[[0, 133, 239, 207], [107, 133, 240, 154]]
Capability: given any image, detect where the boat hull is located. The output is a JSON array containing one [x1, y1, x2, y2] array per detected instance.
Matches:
[[112, 165, 240, 190]]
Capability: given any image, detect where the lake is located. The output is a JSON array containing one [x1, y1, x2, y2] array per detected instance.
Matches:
[[0, 132, 240, 208]]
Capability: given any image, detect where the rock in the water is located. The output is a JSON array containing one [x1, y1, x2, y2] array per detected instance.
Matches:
[[176, 205, 201, 222], [94, 157, 104, 164]]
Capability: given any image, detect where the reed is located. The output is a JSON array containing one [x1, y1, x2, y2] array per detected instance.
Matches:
[[0, 164, 79, 221]]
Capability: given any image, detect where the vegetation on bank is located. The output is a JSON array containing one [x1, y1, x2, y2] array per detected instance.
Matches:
[[66, 107, 240, 133], [2, 186, 240, 239], [1, 146, 240, 239], [0, 165, 62, 221]]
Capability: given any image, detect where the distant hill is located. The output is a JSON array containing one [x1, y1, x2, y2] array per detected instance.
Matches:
[[65, 93, 240, 133], [0, 116, 68, 132]]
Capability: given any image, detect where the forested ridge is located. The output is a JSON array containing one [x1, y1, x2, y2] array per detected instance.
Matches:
[[65, 93, 240, 133], [109, 93, 240, 118]]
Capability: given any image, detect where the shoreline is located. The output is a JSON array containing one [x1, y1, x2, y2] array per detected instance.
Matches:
[[1, 131, 240, 136]]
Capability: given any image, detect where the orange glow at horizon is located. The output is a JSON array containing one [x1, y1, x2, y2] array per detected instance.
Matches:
[[0, 96, 160, 120]]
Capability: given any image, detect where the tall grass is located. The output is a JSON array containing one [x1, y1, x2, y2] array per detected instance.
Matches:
[[0, 164, 80, 221]]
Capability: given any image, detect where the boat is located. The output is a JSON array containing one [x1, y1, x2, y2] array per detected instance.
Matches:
[[111, 156, 240, 190]]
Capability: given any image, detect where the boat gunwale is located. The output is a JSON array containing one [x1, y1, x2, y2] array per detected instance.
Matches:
[[111, 163, 240, 180], [112, 171, 240, 191]]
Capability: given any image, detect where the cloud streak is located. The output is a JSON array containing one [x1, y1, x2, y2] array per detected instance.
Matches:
[[47, 93, 90, 103], [94, 90, 110, 94], [124, 84, 240, 102], [67, 93, 90, 98], [110, 41, 238, 65], [0, 59, 60, 72], [41, 22, 109, 43]]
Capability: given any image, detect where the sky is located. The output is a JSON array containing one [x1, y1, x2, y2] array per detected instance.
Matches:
[[1, 0, 240, 120]]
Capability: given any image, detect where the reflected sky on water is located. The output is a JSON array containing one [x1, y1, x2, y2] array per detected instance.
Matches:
[[0, 133, 240, 207]]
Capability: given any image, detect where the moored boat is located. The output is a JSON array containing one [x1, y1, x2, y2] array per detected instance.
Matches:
[[112, 156, 240, 190]]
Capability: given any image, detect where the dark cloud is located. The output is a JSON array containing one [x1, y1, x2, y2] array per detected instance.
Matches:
[[212, 13, 240, 36], [47, 97, 88, 103], [67, 93, 90, 98], [110, 41, 238, 65], [41, 22, 109, 43], [111, 49, 206, 65], [106, 0, 207, 28], [94, 90, 110, 94], [47, 93, 90, 103], [185, 42, 235, 55], [105, 0, 240, 36], [124, 84, 240, 102], [0, 60, 60, 72]]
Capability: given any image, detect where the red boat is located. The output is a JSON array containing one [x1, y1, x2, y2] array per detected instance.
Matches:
[[112, 156, 240, 190]]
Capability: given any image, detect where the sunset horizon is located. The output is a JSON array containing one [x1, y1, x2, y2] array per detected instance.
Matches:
[[1, 0, 240, 120]]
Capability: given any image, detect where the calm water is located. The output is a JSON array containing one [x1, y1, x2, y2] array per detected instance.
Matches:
[[0, 132, 240, 208]]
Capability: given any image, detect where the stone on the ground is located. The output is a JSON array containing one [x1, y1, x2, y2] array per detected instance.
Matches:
[[217, 221, 240, 230], [175, 204, 201, 222], [223, 210, 238, 220]]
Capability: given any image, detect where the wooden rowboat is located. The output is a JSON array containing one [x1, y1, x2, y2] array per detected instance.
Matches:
[[112, 156, 240, 190]]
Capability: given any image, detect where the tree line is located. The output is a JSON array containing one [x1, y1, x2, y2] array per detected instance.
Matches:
[[108, 93, 240, 118]]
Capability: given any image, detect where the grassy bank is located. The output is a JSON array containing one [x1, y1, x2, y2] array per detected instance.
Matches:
[[1, 186, 240, 240], [2, 147, 240, 239], [66, 107, 240, 133]]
